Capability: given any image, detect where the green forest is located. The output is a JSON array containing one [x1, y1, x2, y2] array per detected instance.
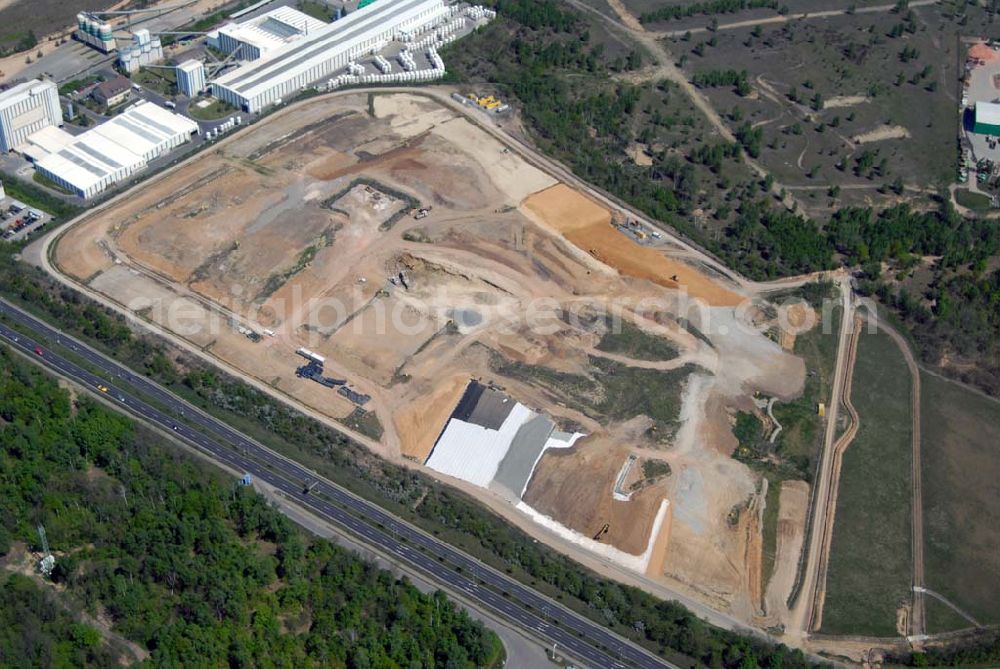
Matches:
[[0, 346, 502, 668], [442, 0, 1000, 396]]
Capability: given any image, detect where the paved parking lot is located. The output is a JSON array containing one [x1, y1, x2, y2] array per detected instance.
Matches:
[[1, 198, 51, 242]]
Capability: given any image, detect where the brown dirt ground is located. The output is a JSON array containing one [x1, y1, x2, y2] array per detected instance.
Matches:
[[53, 92, 813, 620], [522, 433, 668, 556], [395, 373, 470, 461], [763, 479, 809, 622], [520, 185, 744, 307], [645, 501, 674, 576]]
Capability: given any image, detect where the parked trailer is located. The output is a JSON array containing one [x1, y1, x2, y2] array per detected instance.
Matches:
[[296, 347, 326, 365]]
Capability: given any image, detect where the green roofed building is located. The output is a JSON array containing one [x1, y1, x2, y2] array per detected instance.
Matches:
[[973, 101, 1000, 135]]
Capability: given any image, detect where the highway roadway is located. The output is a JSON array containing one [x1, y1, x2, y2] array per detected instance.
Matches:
[[0, 297, 681, 669]]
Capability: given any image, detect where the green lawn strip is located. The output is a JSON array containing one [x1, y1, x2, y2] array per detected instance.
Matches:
[[820, 329, 912, 636], [761, 478, 782, 593], [924, 595, 977, 635]]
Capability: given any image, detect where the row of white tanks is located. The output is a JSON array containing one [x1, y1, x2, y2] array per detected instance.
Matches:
[[75, 12, 116, 53], [204, 115, 243, 140], [325, 66, 444, 91]]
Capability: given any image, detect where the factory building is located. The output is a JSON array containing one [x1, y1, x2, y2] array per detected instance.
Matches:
[[117, 29, 164, 74], [210, 7, 327, 62], [176, 60, 207, 97], [973, 101, 1000, 135], [75, 13, 117, 53], [0, 79, 62, 153], [34, 102, 198, 199], [212, 0, 447, 113]]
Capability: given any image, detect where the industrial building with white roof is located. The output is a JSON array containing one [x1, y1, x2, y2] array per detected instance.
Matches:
[[34, 102, 198, 199], [211, 6, 327, 61], [212, 0, 447, 112]]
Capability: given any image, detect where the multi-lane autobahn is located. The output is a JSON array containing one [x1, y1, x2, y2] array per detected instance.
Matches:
[[0, 297, 681, 669]]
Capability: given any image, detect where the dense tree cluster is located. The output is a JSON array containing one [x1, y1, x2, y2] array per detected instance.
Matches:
[[692, 69, 752, 96], [0, 348, 502, 668], [0, 574, 119, 667]]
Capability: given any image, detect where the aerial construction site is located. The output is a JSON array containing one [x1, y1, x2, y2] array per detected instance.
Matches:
[[54, 90, 819, 624]]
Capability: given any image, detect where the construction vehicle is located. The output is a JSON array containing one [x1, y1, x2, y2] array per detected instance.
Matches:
[[477, 95, 497, 108], [635, 230, 647, 240], [485, 100, 501, 111], [592, 523, 610, 541]]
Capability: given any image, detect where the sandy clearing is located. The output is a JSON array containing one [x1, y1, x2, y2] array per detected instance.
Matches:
[[852, 125, 911, 144], [627, 143, 654, 166], [824, 95, 869, 109], [372, 92, 456, 138], [521, 185, 744, 306], [396, 374, 469, 461], [431, 117, 556, 204], [764, 479, 809, 621]]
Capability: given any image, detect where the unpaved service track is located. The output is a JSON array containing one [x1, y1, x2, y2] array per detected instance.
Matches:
[[874, 318, 925, 637], [809, 314, 862, 632], [785, 278, 854, 642]]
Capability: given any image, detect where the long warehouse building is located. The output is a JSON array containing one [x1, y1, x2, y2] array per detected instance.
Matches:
[[35, 102, 198, 199], [212, 0, 447, 112]]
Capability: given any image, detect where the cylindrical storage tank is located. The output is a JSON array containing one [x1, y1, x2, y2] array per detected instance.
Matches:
[[99, 21, 113, 41]]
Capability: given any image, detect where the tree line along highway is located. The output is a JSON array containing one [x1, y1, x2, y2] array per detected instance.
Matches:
[[0, 297, 681, 669]]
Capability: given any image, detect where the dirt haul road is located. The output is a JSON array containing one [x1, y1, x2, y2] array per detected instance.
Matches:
[[785, 276, 855, 643], [809, 314, 862, 633]]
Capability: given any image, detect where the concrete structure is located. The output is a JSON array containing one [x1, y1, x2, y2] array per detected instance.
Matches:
[[211, 7, 327, 62], [117, 29, 165, 74], [92, 76, 133, 109], [75, 13, 117, 53], [973, 101, 1000, 135], [35, 102, 198, 198], [425, 381, 584, 495], [176, 60, 207, 97], [212, 0, 447, 112], [0, 79, 62, 153]]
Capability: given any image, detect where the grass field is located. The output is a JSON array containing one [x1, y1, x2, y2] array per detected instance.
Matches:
[[820, 329, 912, 636], [924, 595, 977, 635], [187, 98, 237, 121], [920, 372, 1000, 629], [953, 188, 993, 212]]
